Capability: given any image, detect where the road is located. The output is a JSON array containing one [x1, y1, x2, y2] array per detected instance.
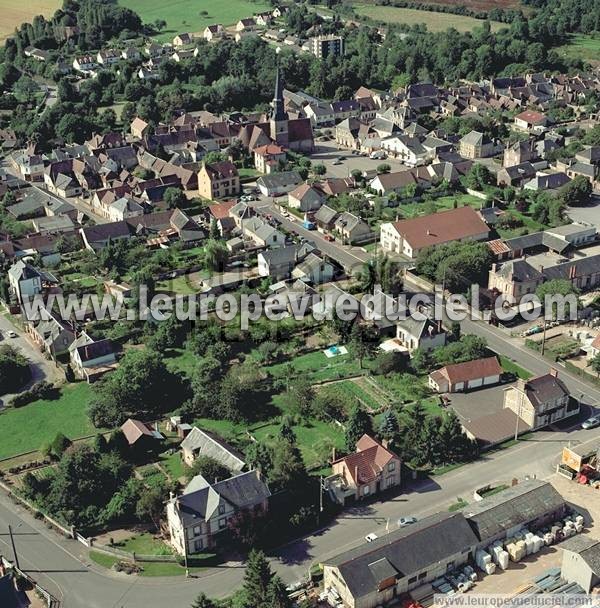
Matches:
[[0, 310, 62, 402]]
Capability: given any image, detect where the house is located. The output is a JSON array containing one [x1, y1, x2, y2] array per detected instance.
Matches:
[[7, 260, 57, 304], [27, 310, 75, 358], [253, 143, 286, 174], [258, 242, 315, 280], [236, 18, 256, 31], [504, 139, 536, 167], [243, 217, 284, 249], [523, 172, 571, 192], [396, 317, 446, 354], [107, 196, 144, 222], [167, 470, 270, 554], [369, 169, 420, 197], [333, 212, 371, 244], [428, 356, 503, 393], [80, 221, 131, 251], [496, 162, 537, 187], [31, 215, 75, 235], [8, 150, 44, 181], [203, 24, 224, 41], [96, 49, 120, 65], [198, 161, 240, 200], [327, 434, 401, 505], [561, 536, 600, 592], [68, 332, 117, 382], [121, 47, 141, 61], [381, 135, 428, 167], [120, 418, 164, 448], [380, 206, 490, 258], [514, 110, 549, 132], [323, 512, 479, 608], [173, 33, 192, 47], [459, 131, 495, 159], [288, 183, 324, 212], [72, 55, 97, 73], [291, 252, 335, 284], [310, 34, 344, 59], [314, 204, 339, 232], [130, 117, 150, 139], [503, 369, 578, 430], [256, 170, 303, 197], [180, 427, 246, 471]]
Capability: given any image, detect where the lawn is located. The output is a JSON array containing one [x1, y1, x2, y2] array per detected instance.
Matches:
[[0, 0, 61, 41], [556, 34, 600, 66], [118, 533, 173, 556], [160, 450, 186, 481], [164, 347, 197, 376], [499, 355, 532, 380], [155, 275, 200, 295], [496, 210, 547, 239], [0, 383, 96, 460], [89, 550, 213, 576], [396, 194, 483, 219], [352, 3, 505, 33], [119, 0, 271, 42]]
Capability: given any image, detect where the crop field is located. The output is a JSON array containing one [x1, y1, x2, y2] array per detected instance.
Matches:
[[119, 0, 270, 41], [0, 0, 61, 41], [352, 4, 505, 33], [557, 34, 600, 66]]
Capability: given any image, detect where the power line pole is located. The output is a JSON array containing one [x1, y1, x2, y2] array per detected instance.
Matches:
[[8, 524, 20, 570]]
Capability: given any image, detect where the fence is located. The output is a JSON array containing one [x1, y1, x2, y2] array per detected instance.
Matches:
[[1, 556, 61, 608], [90, 542, 179, 563]]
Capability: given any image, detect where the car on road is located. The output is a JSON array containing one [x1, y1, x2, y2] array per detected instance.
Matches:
[[365, 533, 378, 543], [398, 516, 417, 527], [332, 159, 342, 165], [324, 234, 335, 242], [8, 330, 17, 338], [581, 414, 600, 429]]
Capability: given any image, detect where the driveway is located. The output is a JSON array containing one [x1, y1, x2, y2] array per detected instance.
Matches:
[[447, 383, 512, 426], [566, 196, 600, 230]]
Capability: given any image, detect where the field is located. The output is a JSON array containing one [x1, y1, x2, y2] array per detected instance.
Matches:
[[382, 0, 520, 10], [0, 0, 61, 41], [0, 383, 95, 460], [352, 4, 505, 33], [119, 0, 270, 41], [556, 34, 600, 66]]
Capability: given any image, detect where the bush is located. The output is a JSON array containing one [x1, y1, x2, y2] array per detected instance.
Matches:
[[9, 381, 55, 408]]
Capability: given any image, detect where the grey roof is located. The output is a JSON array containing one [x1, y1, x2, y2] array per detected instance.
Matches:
[[546, 223, 593, 237], [461, 130, 490, 146], [325, 512, 478, 599], [260, 242, 314, 267], [257, 170, 302, 190], [464, 480, 565, 541], [396, 316, 441, 340], [315, 204, 339, 224], [522, 373, 570, 409], [180, 427, 246, 472], [175, 471, 270, 526], [543, 253, 600, 281], [0, 574, 19, 608], [561, 536, 600, 575], [495, 260, 543, 282]]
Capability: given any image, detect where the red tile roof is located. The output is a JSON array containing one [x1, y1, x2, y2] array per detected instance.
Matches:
[[390, 206, 489, 251], [208, 201, 235, 220], [435, 356, 502, 385], [333, 435, 400, 486], [515, 110, 547, 125]]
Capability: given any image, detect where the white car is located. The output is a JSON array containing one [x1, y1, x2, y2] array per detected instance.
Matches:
[[365, 533, 378, 543], [8, 331, 17, 338], [398, 516, 417, 527]]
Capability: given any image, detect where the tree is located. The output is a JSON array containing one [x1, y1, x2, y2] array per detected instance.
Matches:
[[267, 576, 293, 608], [204, 239, 229, 272], [191, 594, 216, 608], [187, 455, 231, 483], [136, 484, 167, 530], [377, 163, 391, 174], [269, 439, 308, 493], [209, 218, 220, 240], [345, 404, 373, 451], [13, 76, 38, 104], [312, 163, 326, 176], [242, 549, 273, 608], [590, 352, 600, 377], [284, 377, 315, 420], [465, 163, 493, 190], [164, 187, 187, 209], [378, 410, 400, 445], [559, 175, 592, 207], [536, 279, 579, 320], [349, 323, 377, 369]]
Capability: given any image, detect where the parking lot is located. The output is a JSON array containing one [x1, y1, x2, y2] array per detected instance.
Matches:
[[447, 383, 511, 426], [310, 140, 410, 179]]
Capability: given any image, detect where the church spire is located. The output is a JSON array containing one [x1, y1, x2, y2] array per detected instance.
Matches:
[[271, 65, 288, 122]]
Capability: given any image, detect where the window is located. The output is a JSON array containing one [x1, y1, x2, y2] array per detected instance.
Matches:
[[363, 485, 370, 496], [219, 518, 227, 529], [218, 504, 225, 515], [192, 525, 201, 536], [408, 576, 417, 584], [388, 462, 395, 472], [194, 539, 203, 552]]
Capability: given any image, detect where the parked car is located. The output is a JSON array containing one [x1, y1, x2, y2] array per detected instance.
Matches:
[[581, 414, 600, 429], [8, 330, 17, 338], [324, 234, 335, 242], [398, 516, 417, 527], [365, 533, 378, 543]]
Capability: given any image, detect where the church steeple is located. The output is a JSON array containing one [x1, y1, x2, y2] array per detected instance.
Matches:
[[271, 65, 288, 122]]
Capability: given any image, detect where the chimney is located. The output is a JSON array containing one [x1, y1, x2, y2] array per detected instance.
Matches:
[[492, 262, 497, 273], [332, 447, 336, 462], [539, 265, 544, 273], [427, 229, 431, 235], [381, 439, 389, 449], [354, 465, 359, 484], [549, 368, 558, 378]]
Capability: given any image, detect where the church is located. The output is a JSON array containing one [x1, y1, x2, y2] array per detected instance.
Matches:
[[237, 67, 314, 154]]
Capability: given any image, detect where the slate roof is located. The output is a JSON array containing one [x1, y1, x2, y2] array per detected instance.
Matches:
[[521, 372, 569, 410], [257, 170, 302, 190], [181, 427, 246, 472], [464, 480, 565, 541], [324, 512, 479, 599], [0, 574, 20, 608], [561, 536, 600, 575], [81, 221, 130, 243]]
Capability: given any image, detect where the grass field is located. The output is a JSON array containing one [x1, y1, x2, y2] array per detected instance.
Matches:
[[352, 4, 505, 33], [0, 384, 95, 460], [0, 0, 61, 41], [119, 0, 270, 41], [556, 34, 600, 66]]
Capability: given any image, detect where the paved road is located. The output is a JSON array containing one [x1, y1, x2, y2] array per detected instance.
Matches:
[[0, 311, 62, 402]]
